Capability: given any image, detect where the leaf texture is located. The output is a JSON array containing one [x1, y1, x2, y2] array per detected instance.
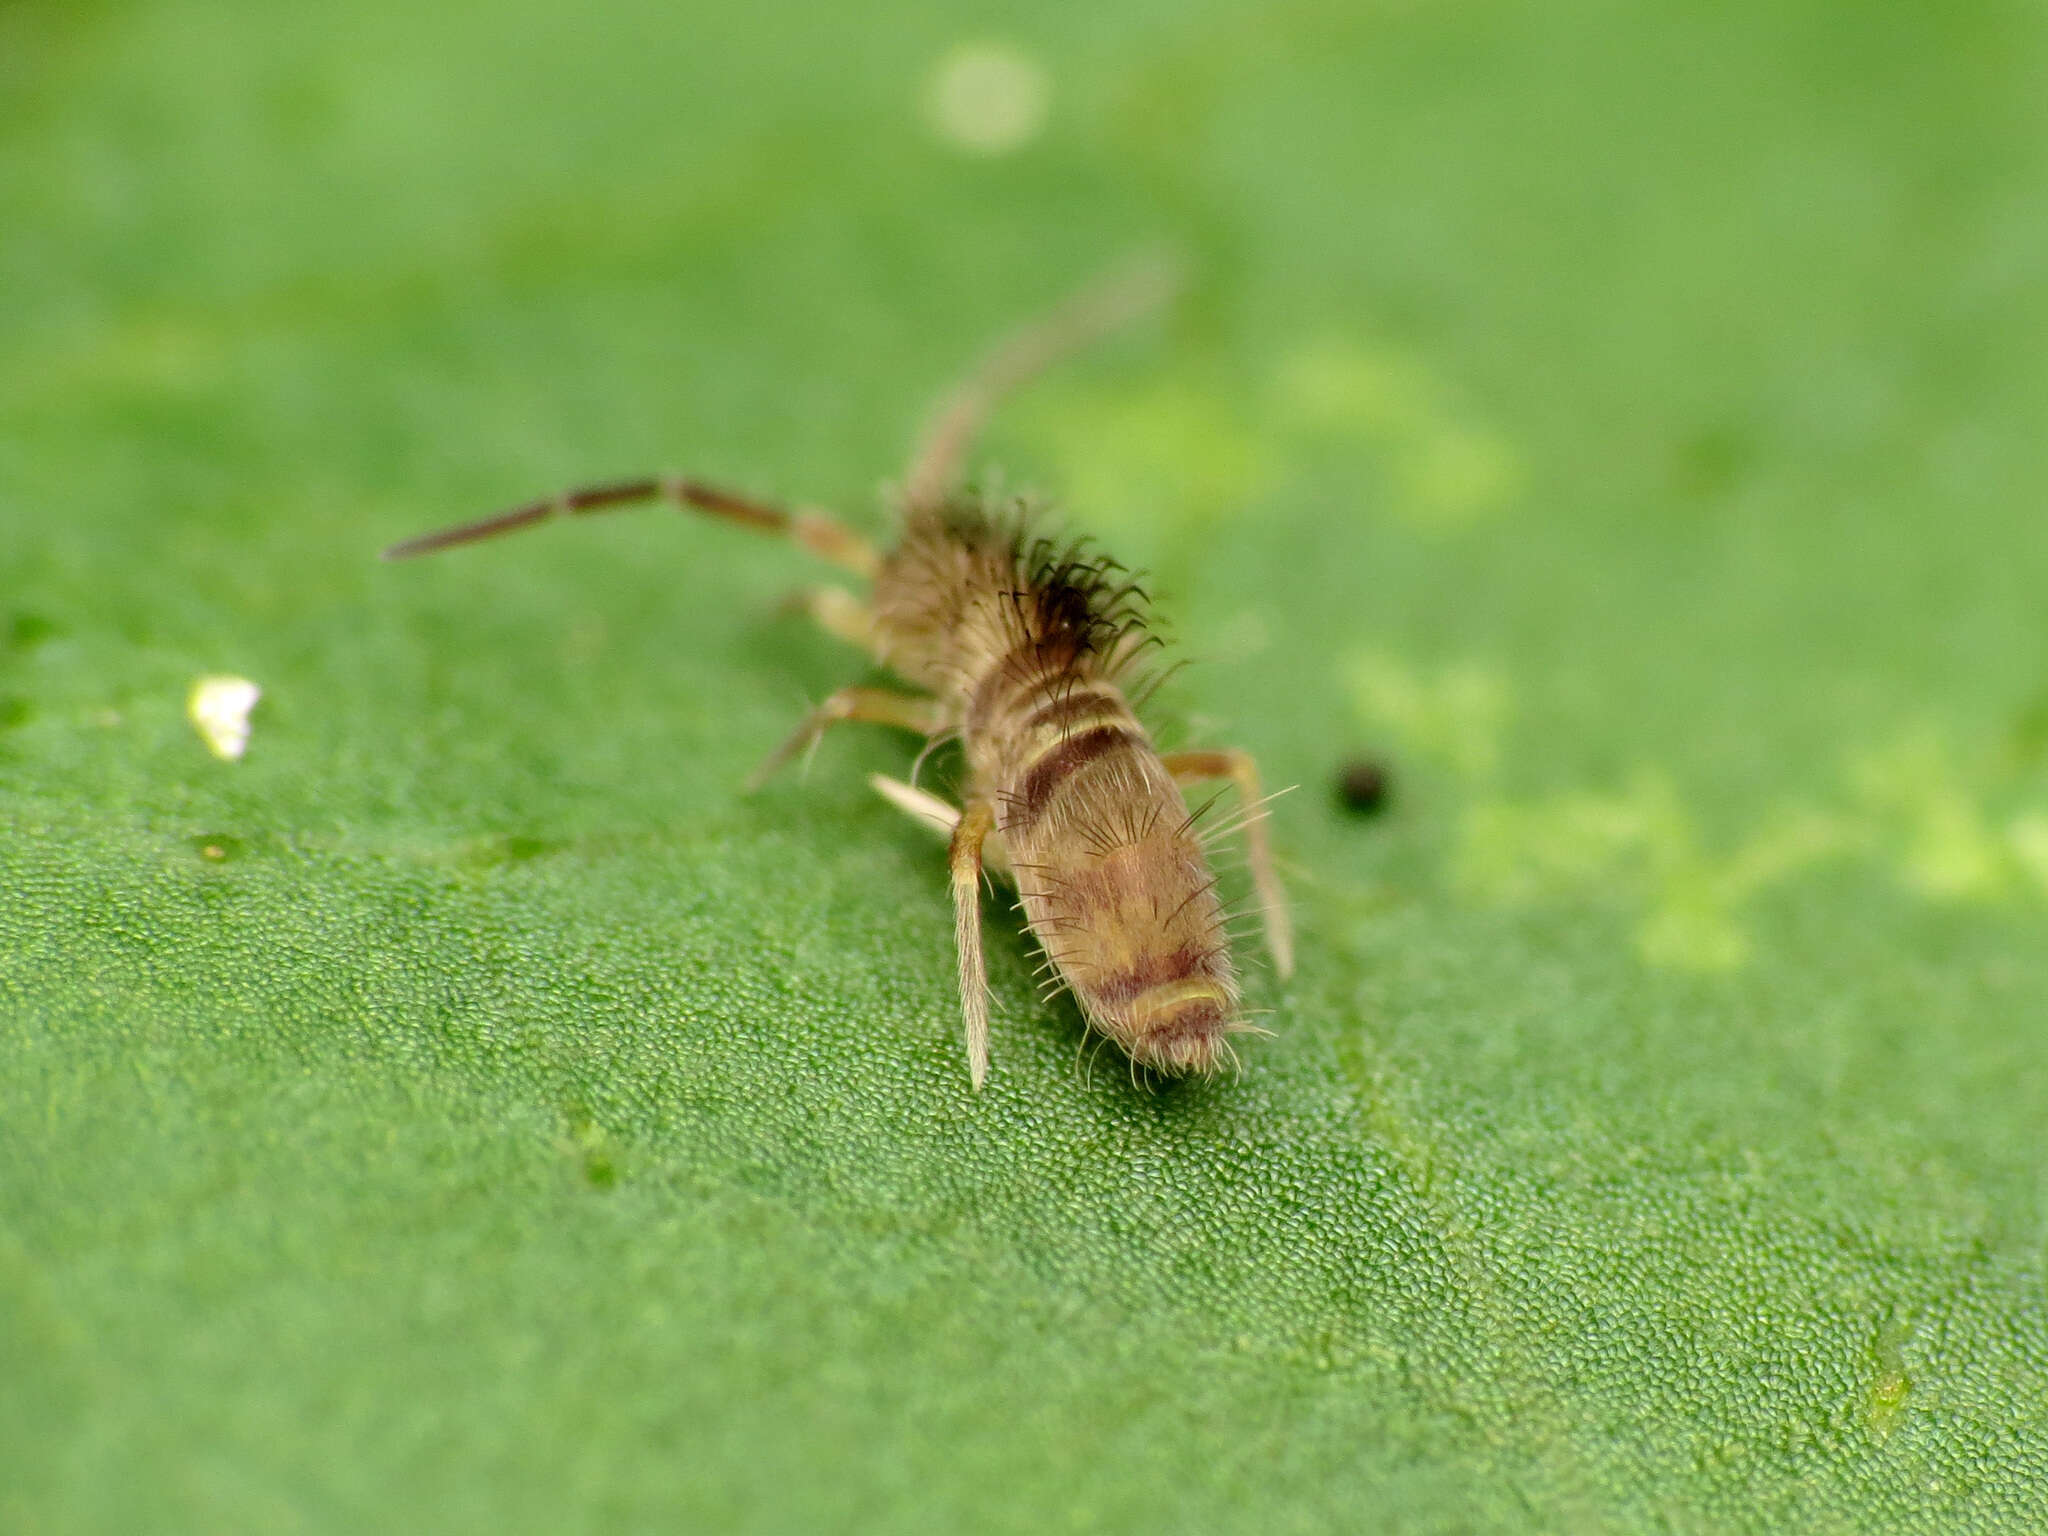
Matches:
[[5, 1, 2048, 1530]]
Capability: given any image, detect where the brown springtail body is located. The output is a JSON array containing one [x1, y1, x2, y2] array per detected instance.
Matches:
[[384, 258, 1293, 1088]]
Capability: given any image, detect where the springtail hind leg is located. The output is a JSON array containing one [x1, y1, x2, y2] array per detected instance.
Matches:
[[948, 799, 999, 1089], [869, 775, 1013, 879], [382, 475, 880, 577], [1162, 749, 1295, 981]]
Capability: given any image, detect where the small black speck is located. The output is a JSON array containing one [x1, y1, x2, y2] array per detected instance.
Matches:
[[1335, 756, 1391, 815]]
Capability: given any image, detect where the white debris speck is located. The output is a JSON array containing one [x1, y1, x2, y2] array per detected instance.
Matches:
[[925, 42, 1050, 156], [188, 675, 261, 761]]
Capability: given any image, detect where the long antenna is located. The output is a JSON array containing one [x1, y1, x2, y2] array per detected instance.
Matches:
[[902, 248, 1185, 513]]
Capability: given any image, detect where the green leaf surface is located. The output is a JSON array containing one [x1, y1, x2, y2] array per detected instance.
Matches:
[[6, 1, 2048, 1529]]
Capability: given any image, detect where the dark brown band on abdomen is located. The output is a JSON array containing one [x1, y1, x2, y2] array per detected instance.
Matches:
[[1080, 941, 1220, 1010], [1001, 724, 1139, 831]]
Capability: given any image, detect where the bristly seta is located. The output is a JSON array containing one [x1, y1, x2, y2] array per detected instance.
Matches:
[[383, 256, 1293, 1088]]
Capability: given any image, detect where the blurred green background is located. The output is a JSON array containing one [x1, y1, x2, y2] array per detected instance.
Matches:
[[5, 0, 2047, 1530]]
